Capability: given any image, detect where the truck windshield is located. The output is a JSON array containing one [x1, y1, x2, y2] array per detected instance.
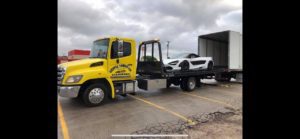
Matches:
[[90, 39, 109, 58]]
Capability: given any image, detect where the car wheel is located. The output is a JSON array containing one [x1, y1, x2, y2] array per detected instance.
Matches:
[[180, 60, 189, 71], [207, 62, 213, 70], [186, 77, 196, 91], [82, 83, 108, 107]]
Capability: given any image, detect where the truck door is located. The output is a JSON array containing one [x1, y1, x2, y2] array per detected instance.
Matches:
[[108, 39, 136, 81]]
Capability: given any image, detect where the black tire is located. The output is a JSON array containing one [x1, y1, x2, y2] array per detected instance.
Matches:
[[180, 78, 188, 91], [215, 73, 231, 82], [82, 83, 108, 107], [186, 77, 196, 91], [180, 60, 189, 71], [215, 77, 231, 82], [196, 78, 202, 87], [207, 62, 213, 70]]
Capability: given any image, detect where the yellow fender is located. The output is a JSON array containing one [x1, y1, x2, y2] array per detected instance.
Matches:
[[106, 78, 115, 98]]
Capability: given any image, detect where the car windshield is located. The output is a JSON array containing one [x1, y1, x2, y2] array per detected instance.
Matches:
[[90, 39, 109, 58], [171, 53, 190, 58]]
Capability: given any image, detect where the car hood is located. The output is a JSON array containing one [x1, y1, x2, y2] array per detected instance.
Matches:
[[163, 58, 185, 64]]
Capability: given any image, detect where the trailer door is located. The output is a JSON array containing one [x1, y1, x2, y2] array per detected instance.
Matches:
[[229, 31, 243, 70]]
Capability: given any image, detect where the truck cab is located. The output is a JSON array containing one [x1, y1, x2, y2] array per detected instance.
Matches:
[[58, 37, 137, 106]]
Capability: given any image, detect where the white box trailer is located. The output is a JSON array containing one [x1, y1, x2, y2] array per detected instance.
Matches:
[[198, 30, 242, 82]]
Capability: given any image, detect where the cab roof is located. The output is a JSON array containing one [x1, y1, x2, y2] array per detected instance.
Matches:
[[94, 36, 135, 42]]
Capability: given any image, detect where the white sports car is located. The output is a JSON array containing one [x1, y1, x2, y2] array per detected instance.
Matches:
[[163, 53, 213, 71]]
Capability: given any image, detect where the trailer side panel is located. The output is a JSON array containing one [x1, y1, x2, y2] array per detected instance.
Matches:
[[229, 31, 243, 70]]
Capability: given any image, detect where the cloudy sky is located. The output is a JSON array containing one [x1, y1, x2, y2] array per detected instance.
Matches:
[[58, 0, 242, 57]]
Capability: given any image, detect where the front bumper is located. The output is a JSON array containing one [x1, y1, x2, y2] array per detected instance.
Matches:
[[57, 86, 81, 98]]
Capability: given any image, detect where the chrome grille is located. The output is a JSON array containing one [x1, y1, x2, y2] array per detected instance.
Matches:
[[57, 66, 65, 84]]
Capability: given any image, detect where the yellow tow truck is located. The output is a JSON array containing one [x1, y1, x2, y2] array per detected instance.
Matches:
[[58, 36, 218, 106]]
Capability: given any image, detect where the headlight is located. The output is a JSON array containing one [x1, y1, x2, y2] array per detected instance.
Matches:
[[66, 75, 83, 83], [168, 60, 179, 65]]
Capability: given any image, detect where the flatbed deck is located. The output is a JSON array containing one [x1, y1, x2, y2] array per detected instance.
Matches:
[[165, 69, 222, 77], [137, 68, 228, 80]]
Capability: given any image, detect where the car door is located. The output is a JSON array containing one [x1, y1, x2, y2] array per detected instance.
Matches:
[[189, 54, 206, 69]]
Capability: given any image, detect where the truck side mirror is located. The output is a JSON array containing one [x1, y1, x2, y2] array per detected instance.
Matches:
[[118, 40, 123, 47], [117, 40, 124, 57]]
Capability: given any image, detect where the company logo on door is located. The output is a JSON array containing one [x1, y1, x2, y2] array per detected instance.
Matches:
[[109, 64, 132, 79]]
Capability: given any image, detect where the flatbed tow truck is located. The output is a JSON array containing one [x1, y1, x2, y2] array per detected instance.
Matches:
[[57, 37, 240, 107]]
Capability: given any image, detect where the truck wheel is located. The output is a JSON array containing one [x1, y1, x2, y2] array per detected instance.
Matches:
[[180, 78, 188, 91], [186, 77, 196, 91], [82, 83, 108, 107], [215, 78, 231, 82]]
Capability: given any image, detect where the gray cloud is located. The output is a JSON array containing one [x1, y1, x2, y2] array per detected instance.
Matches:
[[58, 0, 242, 56], [216, 9, 242, 32]]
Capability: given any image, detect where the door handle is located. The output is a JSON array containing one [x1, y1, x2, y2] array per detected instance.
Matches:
[[116, 59, 119, 64]]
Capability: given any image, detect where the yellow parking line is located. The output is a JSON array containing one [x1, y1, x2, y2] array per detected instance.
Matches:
[[128, 94, 195, 125], [208, 87, 242, 96], [182, 93, 237, 109], [58, 101, 70, 139], [219, 84, 231, 88]]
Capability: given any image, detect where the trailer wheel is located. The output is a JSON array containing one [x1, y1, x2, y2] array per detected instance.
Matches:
[[82, 83, 108, 107], [215, 73, 231, 82], [186, 77, 196, 91]]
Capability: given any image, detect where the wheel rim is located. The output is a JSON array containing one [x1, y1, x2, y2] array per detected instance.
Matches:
[[188, 78, 196, 89], [88, 88, 104, 104], [185, 64, 189, 70]]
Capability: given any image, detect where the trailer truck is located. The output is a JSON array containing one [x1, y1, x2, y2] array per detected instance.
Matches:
[[198, 30, 243, 82]]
